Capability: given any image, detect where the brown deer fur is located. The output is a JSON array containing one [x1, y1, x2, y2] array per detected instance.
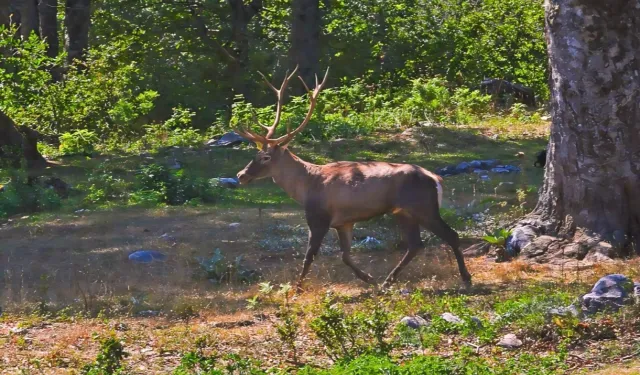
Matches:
[[235, 66, 472, 292]]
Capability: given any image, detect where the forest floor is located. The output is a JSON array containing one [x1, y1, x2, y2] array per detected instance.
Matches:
[[2, 119, 640, 374]]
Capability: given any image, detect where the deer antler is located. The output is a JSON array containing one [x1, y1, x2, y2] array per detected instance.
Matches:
[[257, 66, 298, 139], [269, 66, 330, 146], [235, 65, 329, 148]]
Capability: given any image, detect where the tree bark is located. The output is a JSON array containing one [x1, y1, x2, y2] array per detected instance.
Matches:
[[290, 0, 321, 94], [64, 0, 90, 64], [227, 0, 262, 102], [510, 0, 640, 260], [39, 0, 59, 59], [0, 110, 46, 169]]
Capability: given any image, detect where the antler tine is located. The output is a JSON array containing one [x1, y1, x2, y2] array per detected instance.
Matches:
[[270, 66, 330, 146], [257, 65, 299, 139]]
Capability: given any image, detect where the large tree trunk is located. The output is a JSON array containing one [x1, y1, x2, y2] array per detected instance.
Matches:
[[0, 110, 46, 169], [509, 0, 640, 262], [290, 0, 320, 94], [64, 0, 90, 64]]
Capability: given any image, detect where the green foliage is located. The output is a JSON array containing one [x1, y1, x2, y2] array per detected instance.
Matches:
[[81, 336, 128, 375], [136, 163, 217, 206], [483, 228, 513, 248], [0, 168, 61, 218], [59, 130, 100, 156], [310, 295, 392, 362]]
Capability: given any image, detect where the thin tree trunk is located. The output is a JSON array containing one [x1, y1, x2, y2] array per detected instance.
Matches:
[[39, 0, 58, 58], [511, 0, 640, 260], [290, 0, 321, 93], [64, 0, 90, 64], [227, 0, 262, 102]]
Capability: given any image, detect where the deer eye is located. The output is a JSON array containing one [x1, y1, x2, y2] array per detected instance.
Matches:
[[260, 155, 271, 163]]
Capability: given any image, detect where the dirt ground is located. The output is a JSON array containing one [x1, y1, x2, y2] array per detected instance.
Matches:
[[1, 207, 639, 374]]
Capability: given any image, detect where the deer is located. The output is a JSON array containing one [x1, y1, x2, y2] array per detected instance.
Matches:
[[235, 66, 472, 293]]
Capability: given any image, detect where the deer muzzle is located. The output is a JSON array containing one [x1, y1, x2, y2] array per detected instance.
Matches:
[[237, 170, 253, 185]]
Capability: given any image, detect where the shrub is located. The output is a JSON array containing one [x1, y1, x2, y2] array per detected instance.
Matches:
[[0, 169, 62, 218], [81, 336, 128, 375], [135, 163, 217, 206], [59, 130, 100, 156]]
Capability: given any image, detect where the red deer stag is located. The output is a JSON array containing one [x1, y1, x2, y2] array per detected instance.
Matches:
[[236, 66, 472, 292]]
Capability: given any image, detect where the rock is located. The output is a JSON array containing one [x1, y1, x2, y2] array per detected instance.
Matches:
[[456, 162, 472, 173], [114, 322, 129, 331], [137, 310, 160, 317], [591, 242, 617, 258], [471, 316, 483, 328], [229, 223, 241, 229], [562, 243, 589, 260], [213, 177, 240, 189], [491, 167, 510, 173], [634, 282, 640, 303], [582, 274, 631, 315], [463, 242, 491, 257], [159, 233, 176, 243], [497, 333, 523, 349], [547, 304, 581, 319], [506, 225, 538, 256], [441, 312, 463, 324], [520, 235, 556, 259], [400, 316, 429, 329], [129, 250, 167, 263], [207, 132, 249, 147], [479, 175, 491, 182], [473, 169, 489, 175], [10, 327, 28, 335]]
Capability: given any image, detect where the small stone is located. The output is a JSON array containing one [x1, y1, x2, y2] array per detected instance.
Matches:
[[229, 223, 241, 229], [10, 328, 28, 335], [441, 312, 463, 324], [495, 181, 517, 193], [497, 333, 523, 349], [400, 316, 429, 329], [114, 322, 129, 331], [137, 310, 160, 317]]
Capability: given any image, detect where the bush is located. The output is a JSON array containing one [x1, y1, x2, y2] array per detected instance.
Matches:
[[82, 336, 128, 375], [136, 163, 217, 206], [59, 130, 100, 156], [0, 169, 62, 218]]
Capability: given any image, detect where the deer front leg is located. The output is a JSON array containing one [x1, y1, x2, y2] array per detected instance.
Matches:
[[336, 224, 375, 284], [295, 224, 329, 294]]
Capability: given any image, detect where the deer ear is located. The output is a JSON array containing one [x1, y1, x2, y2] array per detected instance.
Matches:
[[254, 141, 264, 150]]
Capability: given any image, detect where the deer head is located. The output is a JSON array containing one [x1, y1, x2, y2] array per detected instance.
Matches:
[[236, 65, 329, 185]]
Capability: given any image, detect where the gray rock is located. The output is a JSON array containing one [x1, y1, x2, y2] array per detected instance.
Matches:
[[137, 310, 160, 317], [207, 132, 249, 147], [10, 327, 28, 335], [497, 333, 522, 349], [547, 304, 581, 319], [229, 223, 241, 229], [441, 312, 463, 324], [521, 235, 556, 259], [506, 225, 538, 256], [582, 274, 630, 314], [634, 282, 640, 303], [400, 316, 429, 329]]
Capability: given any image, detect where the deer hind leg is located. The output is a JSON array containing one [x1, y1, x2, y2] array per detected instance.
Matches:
[[381, 215, 422, 289], [418, 213, 472, 288], [295, 223, 329, 294], [336, 224, 375, 284]]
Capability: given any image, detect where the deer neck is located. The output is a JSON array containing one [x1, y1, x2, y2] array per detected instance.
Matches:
[[271, 149, 318, 205]]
